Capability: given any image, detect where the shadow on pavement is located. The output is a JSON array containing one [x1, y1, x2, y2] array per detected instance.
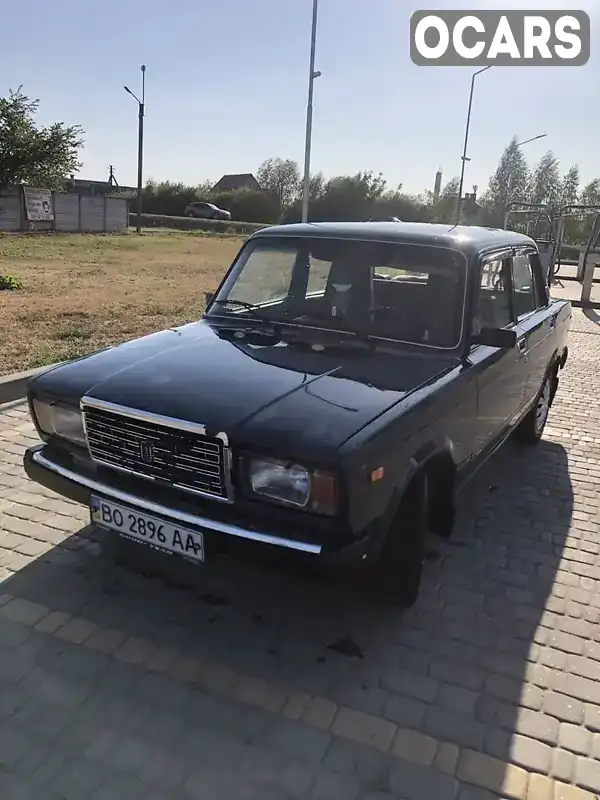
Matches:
[[2, 434, 573, 794]]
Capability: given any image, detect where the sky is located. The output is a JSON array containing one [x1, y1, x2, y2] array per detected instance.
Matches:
[[1, 0, 597, 196]]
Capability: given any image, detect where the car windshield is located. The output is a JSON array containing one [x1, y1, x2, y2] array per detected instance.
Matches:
[[207, 236, 467, 349]]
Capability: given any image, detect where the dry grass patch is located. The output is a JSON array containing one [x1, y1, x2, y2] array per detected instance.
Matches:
[[0, 231, 244, 375]]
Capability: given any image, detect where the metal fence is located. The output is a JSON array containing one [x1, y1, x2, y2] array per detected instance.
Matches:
[[0, 186, 129, 233]]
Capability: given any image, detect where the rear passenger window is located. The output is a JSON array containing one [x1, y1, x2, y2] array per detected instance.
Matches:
[[473, 258, 512, 333], [529, 252, 549, 308], [512, 254, 536, 317]]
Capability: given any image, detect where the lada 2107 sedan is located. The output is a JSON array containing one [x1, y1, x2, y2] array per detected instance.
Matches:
[[23, 222, 571, 607]]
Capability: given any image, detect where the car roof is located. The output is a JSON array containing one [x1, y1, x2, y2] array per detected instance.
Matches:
[[249, 221, 535, 256]]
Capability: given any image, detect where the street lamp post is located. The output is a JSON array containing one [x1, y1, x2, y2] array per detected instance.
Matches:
[[301, 0, 321, 224], [124, 65, 146, 234], [455, 65, 492, 225]]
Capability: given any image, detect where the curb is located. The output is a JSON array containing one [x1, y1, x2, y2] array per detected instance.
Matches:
[[0, 363, 61, 405]]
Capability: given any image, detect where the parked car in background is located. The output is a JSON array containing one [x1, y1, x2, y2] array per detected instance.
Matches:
[[23, 222, 570, 608], [184, 201, 231, 220], [368, 216, 402, 222]]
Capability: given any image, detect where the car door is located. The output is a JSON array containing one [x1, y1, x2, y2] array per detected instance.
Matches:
[[192, 203, 209, 219], [469, 252, 528, 455], [511, 247, 554, 406]]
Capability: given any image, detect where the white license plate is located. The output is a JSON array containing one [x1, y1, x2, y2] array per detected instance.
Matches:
[[90, 496, 204, 563]]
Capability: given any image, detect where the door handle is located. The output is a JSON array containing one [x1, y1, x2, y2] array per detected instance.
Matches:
[[549, 315, 556, 329], [517, 338, 527, 353]]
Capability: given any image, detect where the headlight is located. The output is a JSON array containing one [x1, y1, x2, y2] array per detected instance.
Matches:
[[247, 457, 338, 515], [32, 398, 86, 446]]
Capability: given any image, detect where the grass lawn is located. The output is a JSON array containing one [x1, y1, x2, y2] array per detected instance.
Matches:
[[0, 230, 244, 376]]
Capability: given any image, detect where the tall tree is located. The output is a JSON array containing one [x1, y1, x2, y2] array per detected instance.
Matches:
[[482, 136, 530, 217], [560, 165, 580, 208], [307, 171, 326, 201], [256, 157, 300, 212], [578, 179, 600, 242], [432, 176, 460, 222], [529, 150, 561, 207], [0, 87, 83, 188], [580, 179, 600, 207]]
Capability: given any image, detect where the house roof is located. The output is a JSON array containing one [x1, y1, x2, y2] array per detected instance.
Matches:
[[212, 173, 260, 192]]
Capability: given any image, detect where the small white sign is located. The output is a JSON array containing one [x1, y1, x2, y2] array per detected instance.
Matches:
[[23, 187, 54, 221]]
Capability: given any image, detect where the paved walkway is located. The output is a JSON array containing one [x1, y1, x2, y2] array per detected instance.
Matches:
[[0, 299, 599, 798]]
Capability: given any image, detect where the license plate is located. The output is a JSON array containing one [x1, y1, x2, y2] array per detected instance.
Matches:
[[90, 496, 204, 563]]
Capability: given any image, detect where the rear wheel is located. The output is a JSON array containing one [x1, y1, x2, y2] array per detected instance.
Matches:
[[515, 372, 553, 445], [367, 474, 428, 608]]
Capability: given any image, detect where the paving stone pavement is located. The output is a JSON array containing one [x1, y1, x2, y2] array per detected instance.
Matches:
[[0, 300, 600, 798]]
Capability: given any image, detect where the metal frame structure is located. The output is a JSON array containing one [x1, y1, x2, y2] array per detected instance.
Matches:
[[503, 202, 557, 282], [503, 202, 600, 312]]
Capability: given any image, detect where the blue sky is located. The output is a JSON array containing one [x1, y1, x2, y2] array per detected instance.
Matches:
[[1, 0, 597, 195]]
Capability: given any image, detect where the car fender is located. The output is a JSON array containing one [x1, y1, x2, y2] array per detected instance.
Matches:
[[374, 437, 458, 537]]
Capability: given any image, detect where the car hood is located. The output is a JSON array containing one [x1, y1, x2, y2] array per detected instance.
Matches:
[[32, 321, 455, 458]]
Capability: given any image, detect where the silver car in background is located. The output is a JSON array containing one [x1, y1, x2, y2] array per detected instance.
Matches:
[[185, 201, 231, 220]]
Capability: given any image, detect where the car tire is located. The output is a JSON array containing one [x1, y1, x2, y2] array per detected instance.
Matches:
[[515, 371, 554, 445], [367, 473, 427, 608]]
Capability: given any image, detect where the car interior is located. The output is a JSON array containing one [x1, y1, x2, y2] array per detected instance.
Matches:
[[289, 245, 465, 348]]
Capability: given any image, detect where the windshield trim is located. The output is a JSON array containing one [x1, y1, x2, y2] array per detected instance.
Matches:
[[205, 236, 469, 352]]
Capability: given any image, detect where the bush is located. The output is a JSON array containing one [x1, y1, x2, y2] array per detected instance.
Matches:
[[140, 181, 281, 224], [0, 274, 23, 290], [210, 189, 280, 224]]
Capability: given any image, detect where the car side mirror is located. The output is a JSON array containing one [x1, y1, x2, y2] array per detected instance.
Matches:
[[204, 291, 214, 307], [472, 327, 517, 349]]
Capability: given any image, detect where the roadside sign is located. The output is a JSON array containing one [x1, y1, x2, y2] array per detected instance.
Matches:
[[23, 187, 54, 221]]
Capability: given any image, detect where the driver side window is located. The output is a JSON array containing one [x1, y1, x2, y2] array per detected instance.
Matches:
[[473, 257, 512, 334]]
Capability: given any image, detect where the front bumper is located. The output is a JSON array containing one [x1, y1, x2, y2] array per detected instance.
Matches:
[[24, 445, 379, 566]]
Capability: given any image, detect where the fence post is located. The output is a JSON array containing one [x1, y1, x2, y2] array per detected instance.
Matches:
[[19, 186, 24, 231], [103, 196, 108, 232], [77, 194, 82, 232]]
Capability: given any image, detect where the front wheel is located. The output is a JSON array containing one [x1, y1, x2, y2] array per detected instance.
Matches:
[[515, 372, 553, 445], [367, 474, 428, 608]]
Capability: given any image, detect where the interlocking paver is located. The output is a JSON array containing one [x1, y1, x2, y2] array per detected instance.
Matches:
[[0, 302, 600, 795]]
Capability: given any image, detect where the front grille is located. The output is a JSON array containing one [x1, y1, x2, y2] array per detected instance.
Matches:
[[82, 404, 229, 500]]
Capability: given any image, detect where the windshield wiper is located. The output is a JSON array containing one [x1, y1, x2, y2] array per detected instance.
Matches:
[[209, 299, 283, 335], [211, 299, 271, 319], [283, 315, 379, 351]]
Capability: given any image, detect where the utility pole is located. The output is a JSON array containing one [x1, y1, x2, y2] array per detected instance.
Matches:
[[455, 66, 492, 226], [124, 64, 146, 233], [301, 0, 321, 224]]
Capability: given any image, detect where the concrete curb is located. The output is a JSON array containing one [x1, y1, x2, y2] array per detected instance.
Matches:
[[0, 363, 61, 405]]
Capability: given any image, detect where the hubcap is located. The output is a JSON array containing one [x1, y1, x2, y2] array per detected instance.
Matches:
[[535, 379, 551, 433]]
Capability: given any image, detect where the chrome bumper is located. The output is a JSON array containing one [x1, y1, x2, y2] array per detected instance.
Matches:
[[30, 450, 323, 555]]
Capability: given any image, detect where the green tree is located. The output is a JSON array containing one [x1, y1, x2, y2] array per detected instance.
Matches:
[[482, 136, 530, 223], [432, 176, 460, 222], [560, 165, 580, 207], [0, 87, 83, 188], [578, 179, 600, 242], [256, 157, 301, 214], [307, 171, 326, 201], [142, 179, 205, 216], [558, 165, 581, 243], [529, 150, 561, 207], [580, 178, 600, 207]]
